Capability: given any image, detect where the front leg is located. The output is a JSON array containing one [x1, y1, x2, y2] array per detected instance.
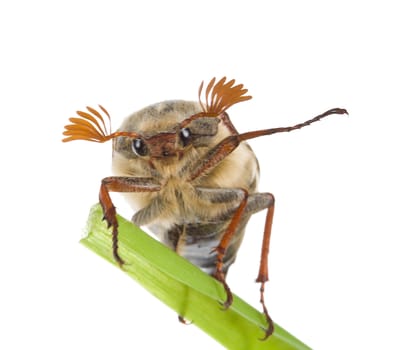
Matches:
[[99, 176, 161, 266], [188, 108, 347, 181]]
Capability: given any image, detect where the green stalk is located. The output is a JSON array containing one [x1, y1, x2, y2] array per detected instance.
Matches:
[[81, 204, 311, 350]]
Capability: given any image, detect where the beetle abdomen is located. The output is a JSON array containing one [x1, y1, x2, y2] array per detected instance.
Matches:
[[148, 217, 249, 276]]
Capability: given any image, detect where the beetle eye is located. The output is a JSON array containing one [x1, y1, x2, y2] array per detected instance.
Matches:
[[180, 127, 192, 146], [132, 138, 148, 156]]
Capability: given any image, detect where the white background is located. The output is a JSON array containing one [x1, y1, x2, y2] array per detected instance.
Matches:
[[1, 1, 418, 349]]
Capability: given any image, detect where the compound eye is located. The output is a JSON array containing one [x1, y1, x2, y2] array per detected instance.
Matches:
[[132, 138, 148, 156], [180, 127, 192, 146]]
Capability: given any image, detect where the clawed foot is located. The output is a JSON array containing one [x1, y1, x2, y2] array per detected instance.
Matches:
[[101, 205, 125, 267], [178, 315, 192, 325], [258, 282, 274, 340], [213, 270, 233, 310], [259, 307, 274, 340]]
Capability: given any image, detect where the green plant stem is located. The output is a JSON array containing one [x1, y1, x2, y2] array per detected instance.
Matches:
[[81, 204, 311, 350]]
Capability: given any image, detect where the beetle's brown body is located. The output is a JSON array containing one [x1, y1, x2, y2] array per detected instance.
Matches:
[[112, 100, 260, 275], [63, 77, 347, 339]]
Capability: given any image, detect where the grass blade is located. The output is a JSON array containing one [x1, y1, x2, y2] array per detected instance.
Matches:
[[80, 204, 311, 350]]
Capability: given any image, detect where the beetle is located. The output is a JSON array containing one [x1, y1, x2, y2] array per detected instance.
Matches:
[[62, 77, 347, 339]]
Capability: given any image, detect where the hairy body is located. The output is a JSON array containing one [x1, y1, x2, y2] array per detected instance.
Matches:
[[112, 100, 260, 274]]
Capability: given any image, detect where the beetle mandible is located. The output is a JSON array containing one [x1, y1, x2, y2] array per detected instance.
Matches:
[[63, 77, 347, 339]]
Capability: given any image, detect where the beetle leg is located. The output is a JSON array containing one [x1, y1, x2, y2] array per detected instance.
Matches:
[[99, 176, 161, 266], [213, 191, 276, 339], [189, 108, 347, 181], [177, 315, 192, 325], [254, 194, 275, 340], [212, 189, 249, 309], [196, 186, 276, 338]]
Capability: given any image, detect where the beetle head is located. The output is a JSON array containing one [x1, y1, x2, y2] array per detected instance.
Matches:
[[62, 77, 252, 162]]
